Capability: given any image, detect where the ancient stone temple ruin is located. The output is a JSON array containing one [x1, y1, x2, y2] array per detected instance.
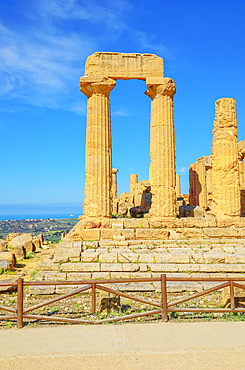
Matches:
[[32, 52, 245, 295], [80, 52, 176, 219]]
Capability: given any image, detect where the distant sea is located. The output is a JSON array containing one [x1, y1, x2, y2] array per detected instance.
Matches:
[[0, 204, 83, 221], [0, 214, 80, 221]]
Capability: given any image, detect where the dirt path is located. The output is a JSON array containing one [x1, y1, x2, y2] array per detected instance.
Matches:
[[0, 322, 245, 369]]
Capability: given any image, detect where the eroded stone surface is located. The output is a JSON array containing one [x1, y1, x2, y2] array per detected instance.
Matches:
[[85, 52, 164, 80], [212, 98, 241, 218]]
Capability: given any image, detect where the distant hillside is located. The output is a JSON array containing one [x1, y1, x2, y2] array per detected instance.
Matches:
[[0, 218, 79, 242]]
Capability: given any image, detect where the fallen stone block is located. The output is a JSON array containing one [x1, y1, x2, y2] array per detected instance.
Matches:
[[0, 252, 16, 271], [222, 286, 245, 307], [0, 279, 17, 293], [0, 240, 8, 252]]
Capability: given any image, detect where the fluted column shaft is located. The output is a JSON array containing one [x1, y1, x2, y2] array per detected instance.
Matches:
[[80, 76, 116, 217], [146, 77, 176, 217], [176, 174, 181, 198], [189, 162, 207, 209], [130, 174, 138, 193], [211, 98, 240, 218]]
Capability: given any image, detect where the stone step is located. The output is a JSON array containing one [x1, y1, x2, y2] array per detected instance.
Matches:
[[29, 271, 245, 295]]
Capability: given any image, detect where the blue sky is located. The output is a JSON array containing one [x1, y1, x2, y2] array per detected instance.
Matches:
[[0, 0, 245, 215]]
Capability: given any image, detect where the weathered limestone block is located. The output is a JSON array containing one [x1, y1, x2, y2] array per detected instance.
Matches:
[[92, 272, 110, 279], [0, 240, 8, 252], [81, 251, 99, 262], [36, 260, 59, 271], [124, 218, 149, 229], [35, 271, 66, 281], [99, 253, 117, 263], [109, 219, 124, 228], [118, 253, 138, 263], [54, 248, 81, 263], [80, 76, 116, 218], [169, 228, 204, 239], [0, 252, 16, 271], [203, 252, 225, 263], [60, 263, 100, 272], [111, 272, 131, 279], [85, 52, 164, 80], [222, 286, 245, 307], [67, 272, 91, 280], [203, 228, 241, 238], [13, 246, 26, 260], [138, 254, 154, 263], [182, 218, 216, 228], [29, 285, 55, 295], [71, 228, 101, 241], [122, 264, 140, 272], [211, 98, 241, 218], [9, 234, 35, 255], [136, 229, 169, 240], [101, 263, 122, 272], [6, 233, 21, 242], [101, 229, 135, 240], [146, 77, 176, 217], [148, 264, 178, 272], [32, 237, 41, 250], [224, 254, 245, 263]]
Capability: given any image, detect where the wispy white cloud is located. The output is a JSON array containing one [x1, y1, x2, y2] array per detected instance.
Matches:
[[0, 0, 174, 114], [179, 167, 188, 173], [112, 108, 133, 117], [134, 31, 174, 60]]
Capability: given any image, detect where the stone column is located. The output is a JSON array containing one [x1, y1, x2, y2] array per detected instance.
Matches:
[[80, 76, 116, 217], [238, 158, 244, 186], [211, 98, 240, 218], [145, 77, 176, 217], [176, 174, 181, 198], [189, 162, 207, 209], [130, 174, 138, 193], [112, 168, 118, 214]]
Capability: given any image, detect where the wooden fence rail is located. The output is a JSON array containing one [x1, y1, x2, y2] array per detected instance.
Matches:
[[0, 275, 244, 328]]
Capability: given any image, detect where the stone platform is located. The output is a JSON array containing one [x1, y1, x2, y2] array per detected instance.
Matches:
[[67, 217, 245, 242], [31, 237, 245, 295]]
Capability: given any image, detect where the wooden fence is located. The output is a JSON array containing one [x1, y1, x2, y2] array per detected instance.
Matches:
[[0, 275, 244, 328]]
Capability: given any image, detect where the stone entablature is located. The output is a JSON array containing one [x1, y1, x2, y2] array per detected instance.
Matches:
[[85, 52, 164, 80]]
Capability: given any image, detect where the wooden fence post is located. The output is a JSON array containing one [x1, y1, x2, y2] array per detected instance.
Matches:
[[17, 278, 23, 329], [92, 283, 96, 314], [161, 274, 168, 322], [230, 280, 235, 311]]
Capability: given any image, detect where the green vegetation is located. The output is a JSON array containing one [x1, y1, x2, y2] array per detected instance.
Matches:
[[0, 218, 79, 243]]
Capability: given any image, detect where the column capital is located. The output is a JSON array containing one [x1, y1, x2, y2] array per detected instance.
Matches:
[[80, 76, 116, 98], [145, 77, 176, 100], [112, 168, 118, 174]]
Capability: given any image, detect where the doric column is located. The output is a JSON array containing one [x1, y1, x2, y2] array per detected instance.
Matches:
[[211, 98, 240, 218], [80, 76, 116, 217], [238, 159, 244, 186], [130, 174, 138, 193], [112, 168, 118, 214], [189, 162, 207, 209], [145, 77, 176, 217], [176, 174, 181, 198]]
